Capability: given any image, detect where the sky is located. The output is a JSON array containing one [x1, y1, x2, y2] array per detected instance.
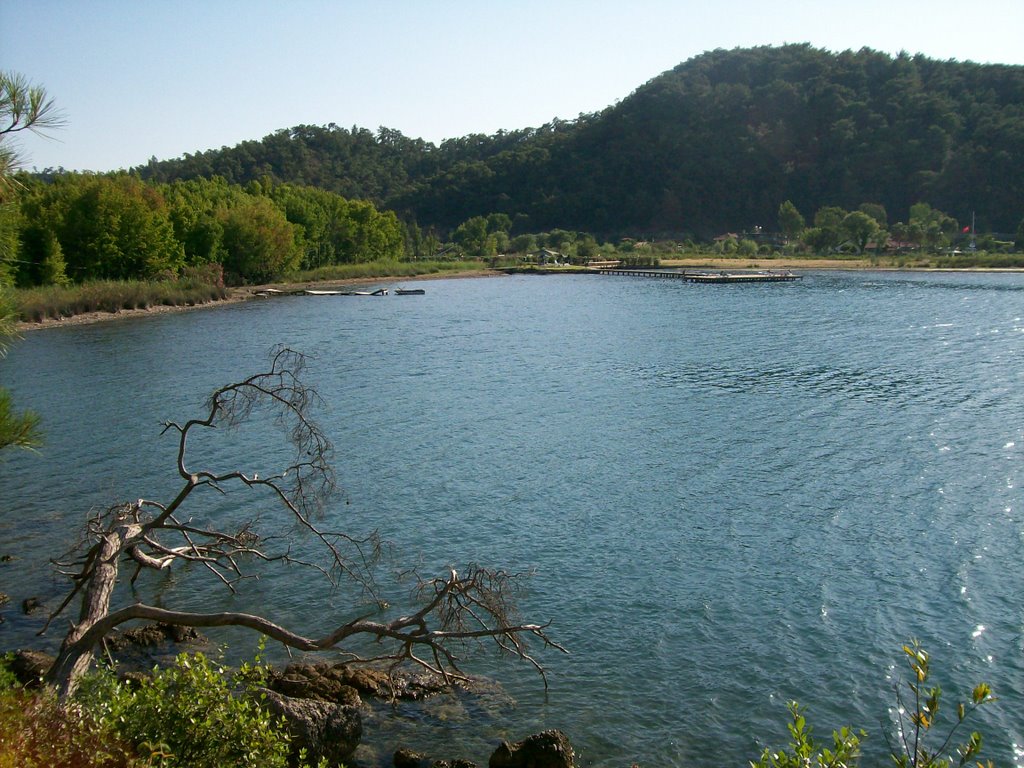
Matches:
[[3, 0, 1024, 173]]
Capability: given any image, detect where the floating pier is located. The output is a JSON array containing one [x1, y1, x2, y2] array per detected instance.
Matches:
[[597, 268, 801, 283]]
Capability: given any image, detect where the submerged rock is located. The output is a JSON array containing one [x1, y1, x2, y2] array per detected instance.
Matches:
[[393, 746, 478, 768], [103, 621, 207, 651], [21, 597, 42, 614]]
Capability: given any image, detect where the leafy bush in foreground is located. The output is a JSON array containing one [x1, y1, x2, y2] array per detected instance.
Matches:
[[76, 652, 300, 768]]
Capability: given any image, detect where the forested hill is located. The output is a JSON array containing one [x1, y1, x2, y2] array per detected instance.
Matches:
[[138, 44, 1024, 237]]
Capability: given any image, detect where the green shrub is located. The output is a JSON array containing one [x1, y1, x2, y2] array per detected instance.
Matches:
[[891, 641, 995, 768], [753, 702, 864, 768], [0, 655, 16, 691], [753, 642, 995, 768], [77, 652, 297, 768]]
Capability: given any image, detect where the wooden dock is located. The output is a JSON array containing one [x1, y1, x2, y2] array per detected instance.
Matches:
[[597, 268, 801, 283]]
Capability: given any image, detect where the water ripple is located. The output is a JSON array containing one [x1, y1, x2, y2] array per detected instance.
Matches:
[[1, 271, 1022, 768]]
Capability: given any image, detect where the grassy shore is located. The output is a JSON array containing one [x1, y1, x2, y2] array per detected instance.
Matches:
[[15, 280, 230, 326]]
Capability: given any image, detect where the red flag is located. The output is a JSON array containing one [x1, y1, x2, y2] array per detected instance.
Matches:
[[962, 225, 970, 233]]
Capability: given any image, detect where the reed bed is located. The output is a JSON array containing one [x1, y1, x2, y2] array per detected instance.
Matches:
[[925, 253, 1024, 269], [15, 279, 229, 323]]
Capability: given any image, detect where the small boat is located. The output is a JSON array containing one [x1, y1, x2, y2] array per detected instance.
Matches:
[[352, 288, 389, 296], [302, 289, 346, 296], [394, 287, 425, 295]]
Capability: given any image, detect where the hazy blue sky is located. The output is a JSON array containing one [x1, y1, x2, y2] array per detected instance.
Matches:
[[4, 0, 1024, 172]]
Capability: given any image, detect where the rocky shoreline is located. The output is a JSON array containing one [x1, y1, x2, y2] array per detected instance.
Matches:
[[6, 623, 578, 768]]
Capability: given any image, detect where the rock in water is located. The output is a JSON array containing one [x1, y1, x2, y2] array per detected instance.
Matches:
[[256, 687, 362, 764], [489, 730, 575, 768]]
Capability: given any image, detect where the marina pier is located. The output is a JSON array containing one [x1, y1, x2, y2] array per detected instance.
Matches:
[[596, 268, 802, 283]]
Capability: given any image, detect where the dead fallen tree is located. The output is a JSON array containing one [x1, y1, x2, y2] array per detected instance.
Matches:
[[41, 346, 563, 696]]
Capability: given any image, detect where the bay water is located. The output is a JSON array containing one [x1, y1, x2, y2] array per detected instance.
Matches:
[[1, 270, 1022, 767]]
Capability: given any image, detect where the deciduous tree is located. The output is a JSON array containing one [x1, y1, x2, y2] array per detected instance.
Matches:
[[219, 196, 301, 283], [59, 176, 183, 280], [841, 211, 880, 254], [777, 200, 806, 241]]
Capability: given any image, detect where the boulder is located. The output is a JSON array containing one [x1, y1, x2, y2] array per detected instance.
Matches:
[[342, 666, 393, 697], [268, 662, 362, 705], [8, 649, 55, 686], [256, 687, 362, 765], [268, 661, 448, 703], [489, 730, 575, 768]]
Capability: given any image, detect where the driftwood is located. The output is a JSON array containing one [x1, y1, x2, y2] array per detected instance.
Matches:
[[42, 347, 564, 696]]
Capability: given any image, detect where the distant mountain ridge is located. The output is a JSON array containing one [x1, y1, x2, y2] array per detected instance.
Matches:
[[138, 44, 1024, 236]]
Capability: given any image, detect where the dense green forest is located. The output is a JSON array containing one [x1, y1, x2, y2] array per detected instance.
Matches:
[[136, 44, 1024, 239], [6, 174, 405, 287], [5, 44, 1024, 294]]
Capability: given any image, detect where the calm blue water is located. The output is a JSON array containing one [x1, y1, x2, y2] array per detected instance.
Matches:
[[1, 271, 1022, 767]]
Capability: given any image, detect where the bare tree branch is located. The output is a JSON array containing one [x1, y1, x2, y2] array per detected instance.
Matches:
[[42, 347, 563, 697], [48, 565, 565, 695]]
